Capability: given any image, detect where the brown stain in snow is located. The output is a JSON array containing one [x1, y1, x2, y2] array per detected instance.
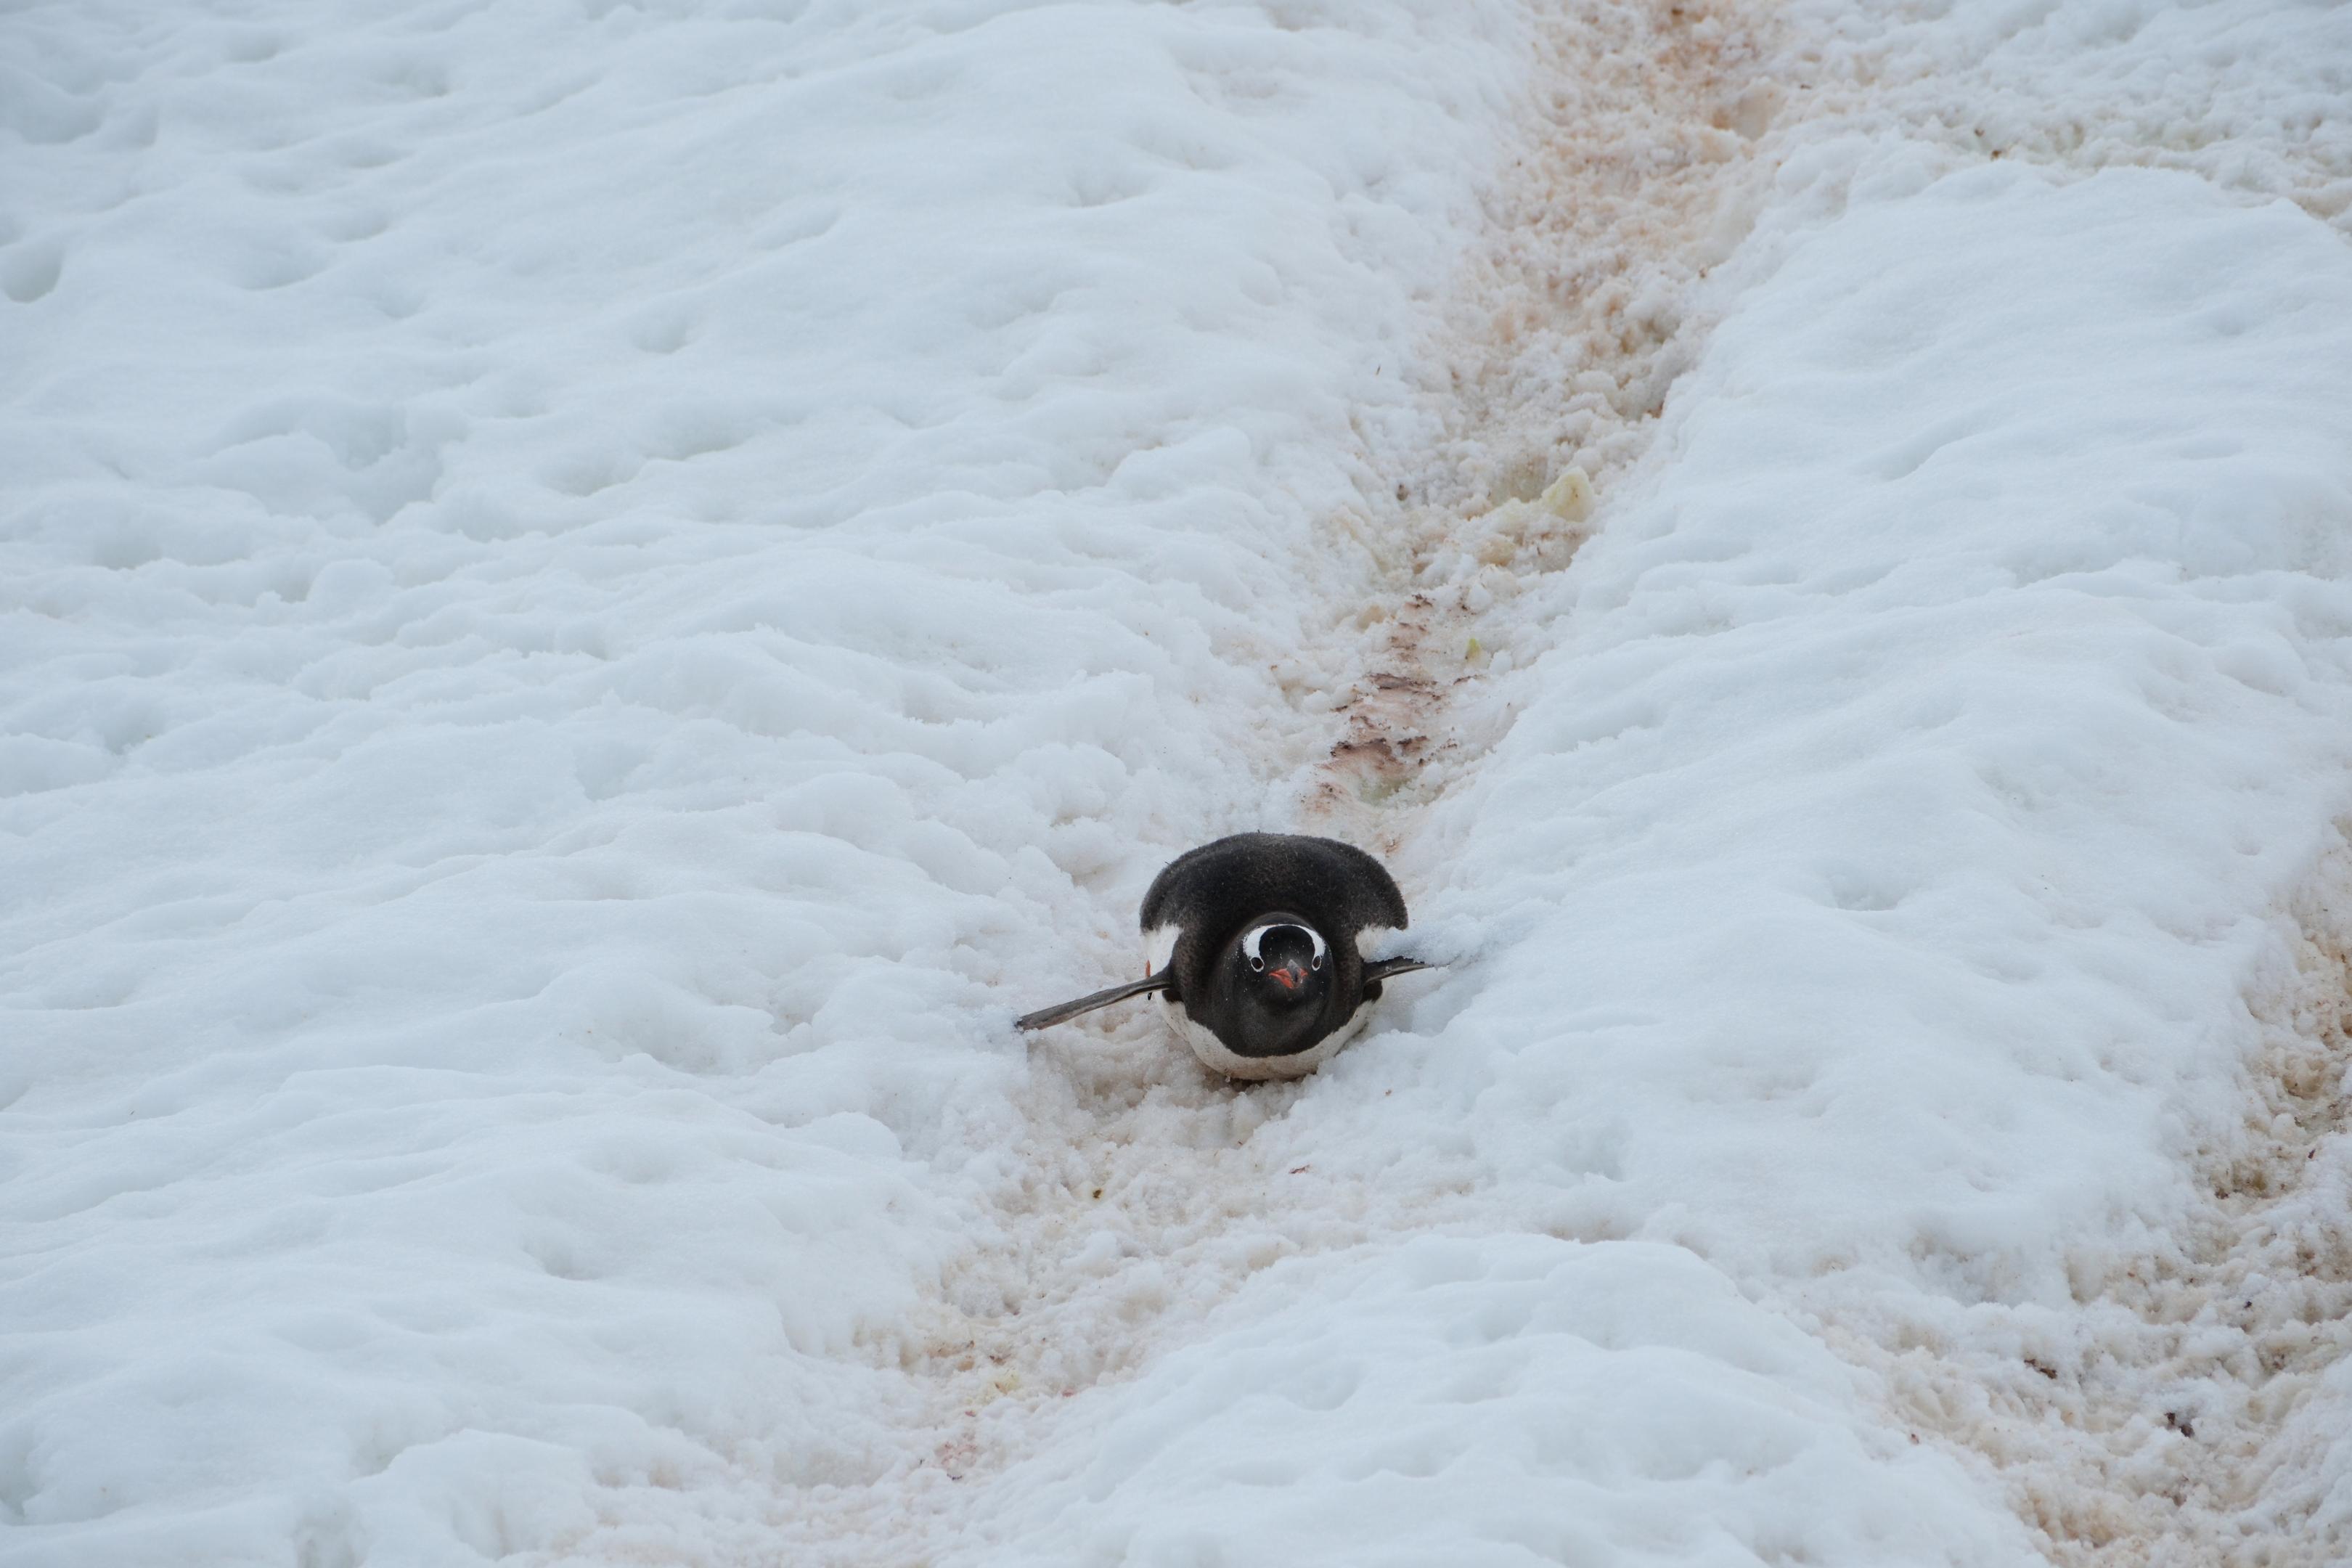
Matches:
[[1829, 833, 2352, 1566], [1307, 0, 1788, 838]]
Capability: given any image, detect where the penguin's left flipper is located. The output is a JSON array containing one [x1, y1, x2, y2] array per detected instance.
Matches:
[[1016, 971, 1173, 1032]]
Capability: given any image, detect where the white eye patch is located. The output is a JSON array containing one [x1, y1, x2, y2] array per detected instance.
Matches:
[[1241, 923, 1328, 971]]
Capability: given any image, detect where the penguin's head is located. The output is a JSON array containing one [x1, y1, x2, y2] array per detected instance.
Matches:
[[1217, 914, 1333, 1048]]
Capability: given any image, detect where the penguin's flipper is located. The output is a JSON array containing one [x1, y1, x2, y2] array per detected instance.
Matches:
[[1016, 971, 1172, 1032], [1363, 957, 1437, 983]]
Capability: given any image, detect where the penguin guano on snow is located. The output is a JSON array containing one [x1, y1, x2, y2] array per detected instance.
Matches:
[[1016, 833, 1435, 1080]]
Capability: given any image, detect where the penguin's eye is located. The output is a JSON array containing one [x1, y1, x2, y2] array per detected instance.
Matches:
[[1248, 954, 1265, 973], [1310, 950, 1324, 971]]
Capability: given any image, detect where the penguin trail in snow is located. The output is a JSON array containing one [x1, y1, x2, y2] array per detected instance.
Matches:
[[1016, 833, 1435, 1080]]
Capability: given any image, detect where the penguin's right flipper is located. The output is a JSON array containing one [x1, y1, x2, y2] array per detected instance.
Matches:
[[1363, 957, 1437, 983], [1016, 971, 1172, 1032]]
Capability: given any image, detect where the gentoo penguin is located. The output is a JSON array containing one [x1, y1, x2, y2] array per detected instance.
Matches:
[[1015, 833, 1434, 1080]]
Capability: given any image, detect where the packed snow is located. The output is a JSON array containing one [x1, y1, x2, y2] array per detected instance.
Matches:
[[1, 1, 1528, 1561], [7, 1, 2352, 1566]]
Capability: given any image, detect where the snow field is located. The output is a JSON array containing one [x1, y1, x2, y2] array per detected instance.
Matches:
[[931, 155, 2352, 1566], [0, 1, 1530, 1562], [1368, 163, 2352, 1559], [1424, 159, 2352, 1292], [955, 1237, 2028, 1567], [1290, 17, 2352, 1555], [10, 0, 2352, 1564], [867, 17, 2352, 1564]]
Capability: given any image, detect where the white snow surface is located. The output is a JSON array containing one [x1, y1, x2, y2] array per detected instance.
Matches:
[[1331, 159, 2352, 1556], [956, 158, 2352, 1568], [10, 1, 2352, 1565], [1432, 160, 2352, 1299], [1, 1, 1526, 1562]]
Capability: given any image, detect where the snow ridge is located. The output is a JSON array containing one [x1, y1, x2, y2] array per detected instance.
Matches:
[[1847, 840, 2352, 1564], [1, 1, 1529, 1562], [768, 5, 1821, 1562], [1313, 0, 1789, 831], [9, 0, 2352, 1564]]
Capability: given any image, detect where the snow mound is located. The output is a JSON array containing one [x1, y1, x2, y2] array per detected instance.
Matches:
[[13, 0, 2352, 1561], [1800, 0, 2352, 234], [1264, 163, 2352, 1557], [930, 158, 2352, 1566], [962, 1237, 2025, 1567], [0, 1, 1525, 1563]]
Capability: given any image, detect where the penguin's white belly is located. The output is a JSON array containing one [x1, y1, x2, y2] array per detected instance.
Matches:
[[1162, 1000, 1368, 1080], [1140, 923, 1373, 1081]]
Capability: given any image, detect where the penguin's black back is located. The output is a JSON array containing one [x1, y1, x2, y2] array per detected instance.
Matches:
[[1142, 833, 1407, 1000]]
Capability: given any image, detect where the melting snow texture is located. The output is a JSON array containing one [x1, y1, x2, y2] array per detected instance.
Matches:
[[7, 0, 2352, 1565], [1, 0, 1525, 1561]]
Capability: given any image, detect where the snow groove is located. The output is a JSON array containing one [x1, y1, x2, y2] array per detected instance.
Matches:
[[1313, 0, 1787, 837], [1841, 838, 2352, 1566], [11, 1, 2352, 1563], [737, 4, 2352, 1560], [1720, 7, 2352, 1559], [1, 3, 1539, 1562], [751, 1, 1803, 1560]]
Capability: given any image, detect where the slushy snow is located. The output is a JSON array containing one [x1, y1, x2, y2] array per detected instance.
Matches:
[[7, 1, 2352, 1565]]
